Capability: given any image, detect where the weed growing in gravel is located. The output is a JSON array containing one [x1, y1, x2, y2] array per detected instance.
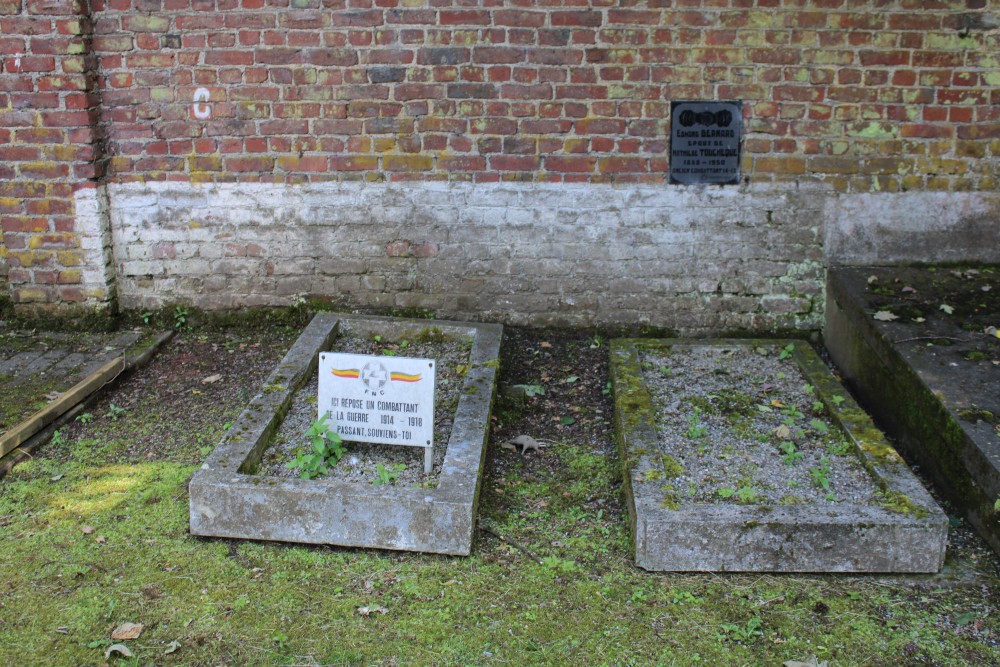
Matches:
[[685, 408, 709, 439], [287, 415, 345, 480], [373, 463, 406, 486], [826, 439, 853, 456], [779, 441, 804, 465]]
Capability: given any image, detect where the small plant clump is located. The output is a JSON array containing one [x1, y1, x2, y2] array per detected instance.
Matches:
[[373, 463, 406, 486], [286, 415, 346, 480], [685, 408, 709, 439]]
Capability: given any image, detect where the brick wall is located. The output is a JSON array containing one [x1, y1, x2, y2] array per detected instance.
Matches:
[[2, 1, 999, 329], [1, 0, 115, 310], [90, 0, 1000, 191]]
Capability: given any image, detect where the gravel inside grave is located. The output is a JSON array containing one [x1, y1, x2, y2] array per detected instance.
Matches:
[[256, 330, 471, 487], [641, 345, 881, 507]]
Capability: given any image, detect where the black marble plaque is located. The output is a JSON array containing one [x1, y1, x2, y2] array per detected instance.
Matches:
[[669, 101, 742, 185]]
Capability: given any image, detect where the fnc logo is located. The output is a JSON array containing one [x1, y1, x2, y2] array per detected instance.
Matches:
[[331, 363, 422, 396]]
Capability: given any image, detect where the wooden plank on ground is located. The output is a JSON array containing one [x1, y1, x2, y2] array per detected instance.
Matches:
[[0, 356, 125, 459]]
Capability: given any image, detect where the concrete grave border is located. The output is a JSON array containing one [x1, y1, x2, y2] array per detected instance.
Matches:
[[611, 338, 948, 573], [189, 313, 502, 555], [825, 268, 1000, 555]]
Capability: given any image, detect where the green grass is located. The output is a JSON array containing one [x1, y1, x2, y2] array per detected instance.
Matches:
[[2, 449, 998, 666], [0, 328, 999, 665]]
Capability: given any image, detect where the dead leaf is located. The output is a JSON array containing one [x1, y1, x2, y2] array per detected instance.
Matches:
[[901, 285, 916, 293], [95, 536, 107, 544], [164, 640, 181, 655], [356, 605, 388, 617], [939, 304, 954, 315], [201, 374, 222, 384], [111, 622, 143, 641], [55, 627, 69, 634], [913, 317, 926, 323], [867, 275, 879, 285], [873, 310, 899, 322], [104, 644, 133, 659], [539, 341, 552, 349], [774, 424, 792, 440], [982, 285, 992, 292], [770, 399, 786, 408], [45, 391, 62, 401], [81, 525, 95, 535], [985, 326, 999, 338], [50, 474, 64, 482]]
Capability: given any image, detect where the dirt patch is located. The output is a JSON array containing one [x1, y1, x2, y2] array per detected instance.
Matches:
[[34, 329, 298, 465]]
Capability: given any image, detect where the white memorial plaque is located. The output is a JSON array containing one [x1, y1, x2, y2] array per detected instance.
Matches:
[[318, 352, 435, 472]]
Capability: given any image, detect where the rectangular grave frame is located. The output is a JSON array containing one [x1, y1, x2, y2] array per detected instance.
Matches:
[[611, 338, 948, 573], [189, 313, 502, 555]]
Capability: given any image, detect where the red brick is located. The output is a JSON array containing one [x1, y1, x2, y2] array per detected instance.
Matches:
[[330, 155, 378, 170], [957, 124, 1000, 140], [225, 156, 275, 171], [598, 157, 648, 173], [439, 10, 489, 26], [901, 124, 952, 139], [385, 240, 410, 257], [545, 155, 596, 173], [205, 50, 254, 66], [859, 50, 910, 67], [494, 10, 546, 28], [473, 47, 524, 64], [277, 156, 328, 172], [2, 216, 49, 233], [490, 155, 540, 171], [394, 83, 442, 101], [6, 146, 42, 161], [552, 11, 603, 28]]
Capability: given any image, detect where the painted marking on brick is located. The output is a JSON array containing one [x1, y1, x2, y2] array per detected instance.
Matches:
[[192, 88, 211, 120]]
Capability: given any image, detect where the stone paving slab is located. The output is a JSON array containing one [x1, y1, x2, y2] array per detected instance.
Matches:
[[826, 267, 1000, 554], [611, 338, 948, 573], [189, 313, 502, 555], [0, 328, 151, 436]]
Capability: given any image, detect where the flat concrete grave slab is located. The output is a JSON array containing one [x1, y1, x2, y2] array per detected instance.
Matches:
[[826, 266, 1000, 554], [189, 313, 502, 555], [611, 338, 948, 573]]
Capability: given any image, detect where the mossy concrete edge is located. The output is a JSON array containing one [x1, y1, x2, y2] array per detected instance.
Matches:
[[825, 269, 1000, 554]]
